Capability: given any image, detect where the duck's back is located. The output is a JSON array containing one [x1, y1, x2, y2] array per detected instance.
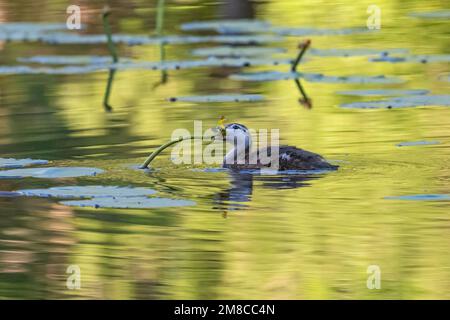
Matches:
[[224, 145, 338, 171]]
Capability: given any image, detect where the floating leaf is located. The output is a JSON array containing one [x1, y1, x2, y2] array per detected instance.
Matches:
[[309, 48, 409, 57], [60, 197, 196, 209], [385, 194, 450, 201], [0, 57, 292, 75], [272, 26, 368, 36], [409, 10, 450, 19], [370, 54, 450, 63], [0, 32, 282, 45], [16, 186, 157, 199], [0, 158, 48, 169], [230, 71, 403, 84], [341, 95, 450, 109], [191, 46, 286, 57], [0, 167, 104, 179], [396, 140, 440, 147], [180, 19, 271, 33], [336, 89, 429, 96], [17, 55, 130, 65], [168, 94, 264, 103]]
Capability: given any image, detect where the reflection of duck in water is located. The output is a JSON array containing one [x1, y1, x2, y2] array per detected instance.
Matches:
[[213, 170, 322, 214], [213, 121, 338, 171]]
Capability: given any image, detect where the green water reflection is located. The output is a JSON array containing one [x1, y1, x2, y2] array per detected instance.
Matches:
[[0, 0, 449, 299]]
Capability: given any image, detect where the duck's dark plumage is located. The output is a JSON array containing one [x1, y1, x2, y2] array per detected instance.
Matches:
[[224, 145, 338, 171]]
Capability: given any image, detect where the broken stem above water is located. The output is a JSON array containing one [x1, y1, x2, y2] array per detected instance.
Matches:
[[102, 7, 118, 63], [140, 136, 209, 169], [291, 39, 311, 72]]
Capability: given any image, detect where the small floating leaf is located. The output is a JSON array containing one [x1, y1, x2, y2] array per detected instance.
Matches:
[[191, 46, 286, 57], [168, 94, 264, 103], [60, 197, 196, 209], [309, 48, 409, 57], [0, 158, 48, 169], [396, 140, 440, 147], [230, 71, 403, 84], [1, 32, 282, 45], [370, 54, 450, 64], [385, 194, 450, 201], [341, 95, 450, 109], [0, 57, 291, 75], [272, 26, 368, 36], [336, 89, 429, 96], [180, 19, 271, 33], [0, 167, 104, 179], [17, 55, 130, 65], [409, 10, 450, 19], [16, 186, 156, 199], [229, 71, 301, 81]]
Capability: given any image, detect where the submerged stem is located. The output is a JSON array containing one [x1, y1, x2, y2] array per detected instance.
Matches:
[[291, 39, 311, 72], [102, 7, 118, 63], [140, 136, 208, 169]]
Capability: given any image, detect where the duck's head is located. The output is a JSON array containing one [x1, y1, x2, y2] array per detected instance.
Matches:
[[213, 120, 251, 145]]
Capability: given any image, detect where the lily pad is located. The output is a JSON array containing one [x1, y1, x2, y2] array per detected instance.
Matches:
[[191, 46, 286, 57], [309, 48, 409, 57], [229, 71, 403, 84], [0, 57, 292, 75], [16, 186, 156, 199], [272, 26, 368, 36], [341, 95, 450, 109], [0, 167, 104, 179], [409, 10, 450, 19], [385, 194, 450, 201], [370, 54, 450, 64], [0, 29, 282, 45], [60, 197, 196, 209], [17, 55, 130, 65], [0, 158, 48, 169], [396, 140, 440, 147], [336, 89, 429, 96], [180, 20, 271, 33], [168, 94, 264, 103]]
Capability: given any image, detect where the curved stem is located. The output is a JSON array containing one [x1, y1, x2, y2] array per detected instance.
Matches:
[[139, 136, 207, 169], [291, 39, 311, 72]]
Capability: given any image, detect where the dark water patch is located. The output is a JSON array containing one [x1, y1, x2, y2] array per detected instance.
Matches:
[[409, 10, 450, 19], [309, 48, 408, 57], [385, 194, 450, 201], [180, 19, 271, 33], [0, 158, 48, 169], [191, 46, 286, 57], [341, 95, 450, 109], [16, 186, 157, 199], [230, 71, 403, 84], [336, 89, 429, 96], [396, 140, 440, 147], [60, 197, 196, 209], [192, 168, 333, 175], [168, 94, 264, 103], [370, 54, 450, 64], [0, 167, 104, 179]]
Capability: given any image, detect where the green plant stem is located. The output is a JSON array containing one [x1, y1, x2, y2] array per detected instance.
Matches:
[[156, 0, 167, 82], [102, 9, 118, 63], [140, 136, 207, 169]]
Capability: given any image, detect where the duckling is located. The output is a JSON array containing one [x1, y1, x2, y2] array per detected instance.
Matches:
[[214, 122, 338, 171]]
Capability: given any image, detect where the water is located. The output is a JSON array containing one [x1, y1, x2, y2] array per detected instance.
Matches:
[[0, 0, 449, 299]]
